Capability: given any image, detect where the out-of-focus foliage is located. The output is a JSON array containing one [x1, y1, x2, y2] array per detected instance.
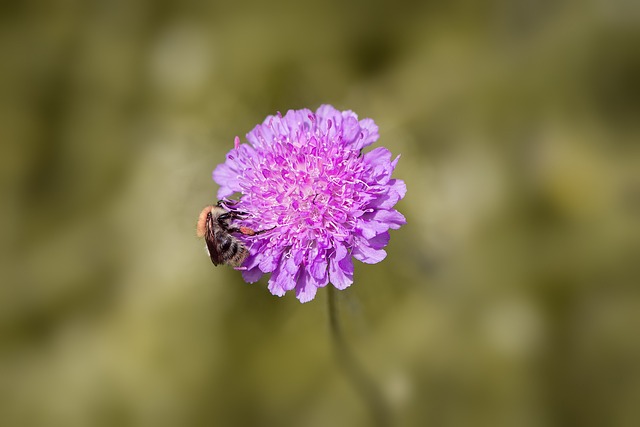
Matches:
[[1, 0, 639, 426]]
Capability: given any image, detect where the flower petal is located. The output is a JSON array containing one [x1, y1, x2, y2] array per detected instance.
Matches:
[[363, 147, 392, 167], [268, 259, 298, 296], [268, 277, 286, 297], [316, 104, 343, 131], [357, 218, 390, 239], [284, 252, 301, 277], [295, 271, 318, 303], [368, 231, 390, 250], [328, 243, 354, 290], [258, 249, 283, 273], [213, 163, 241, 198], [355, 117, 379, 149], [364, 209, 407, 230], [369, 179, 407, 209], [352, 236, 387, 264], [242, 266, 264, 283], [310, 254, 328, 281], [341, 114, 360, 144]]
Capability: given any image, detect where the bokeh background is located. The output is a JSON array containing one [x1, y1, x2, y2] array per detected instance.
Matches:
[[1, 0, 639, 426]]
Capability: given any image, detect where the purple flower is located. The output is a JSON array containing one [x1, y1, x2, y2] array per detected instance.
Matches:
[[213, 105, 406, 303]]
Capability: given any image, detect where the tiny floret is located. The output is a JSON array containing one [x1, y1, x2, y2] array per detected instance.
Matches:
[[213, 105, 406, 302]]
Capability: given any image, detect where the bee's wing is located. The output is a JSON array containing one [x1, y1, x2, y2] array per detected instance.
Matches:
[[205, 222, 222, 266]]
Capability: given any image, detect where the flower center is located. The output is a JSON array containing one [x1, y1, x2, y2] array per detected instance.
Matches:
[[239, 137, 366, 248]]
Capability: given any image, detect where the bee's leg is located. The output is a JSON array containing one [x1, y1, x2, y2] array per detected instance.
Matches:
[[233, 266, 248, 271], [217, 213, 243, 232], [217, 199, 238, 207], [218, 206, 249, 219], [218, 199, 246, 212], [229, 211, 249, 219], [238, 226, 275, 236], [217, 200, 252, 220], [253, 226, 276, 235], [217, 212, 232, 224], [226, 225, 274, 236]]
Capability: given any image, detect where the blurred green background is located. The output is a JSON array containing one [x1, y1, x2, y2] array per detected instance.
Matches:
[[1, 0, 639, 426]]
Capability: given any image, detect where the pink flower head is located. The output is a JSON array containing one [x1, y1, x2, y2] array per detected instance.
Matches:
[[213, 105, 406, 302]]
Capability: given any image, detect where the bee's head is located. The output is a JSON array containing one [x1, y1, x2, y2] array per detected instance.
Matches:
[[196, 205, 215, 238]]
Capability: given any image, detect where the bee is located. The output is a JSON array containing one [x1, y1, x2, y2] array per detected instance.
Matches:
[[196, 202, 270, 268]]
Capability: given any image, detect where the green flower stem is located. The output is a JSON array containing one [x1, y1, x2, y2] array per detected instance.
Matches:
[[327, 285, 391, 427]]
